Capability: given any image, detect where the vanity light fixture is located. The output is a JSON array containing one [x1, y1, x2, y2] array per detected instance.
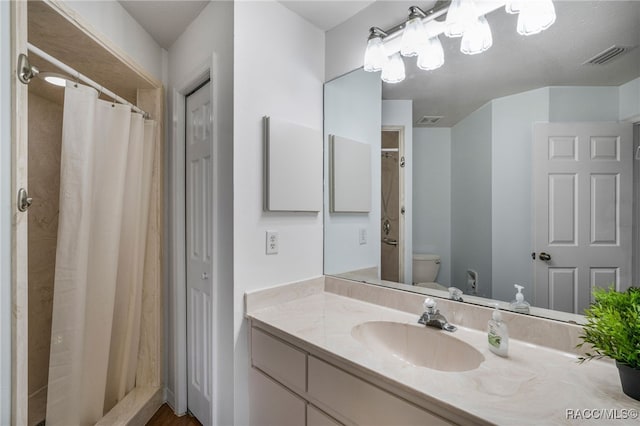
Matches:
[[417, 36, 445, 70], [381, 52, 406, 84], [363, 27, 389, 72], [363, 0, 556, 83], [445, 0, 478, 38], [401, 6, 428, 57], [460, 15, 492, 55], [516, 0, 556, 36], [505, 0, 523, 14]]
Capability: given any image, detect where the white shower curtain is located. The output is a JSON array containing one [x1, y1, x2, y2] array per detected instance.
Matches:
[[46, 82, 156, 426]]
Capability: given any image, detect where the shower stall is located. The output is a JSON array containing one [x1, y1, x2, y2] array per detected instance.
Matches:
[[10, 1, 165, 425]]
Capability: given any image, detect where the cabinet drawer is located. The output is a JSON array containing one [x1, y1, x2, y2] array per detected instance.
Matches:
[[308, 356, 453, 426], [250, 367, 306, 426], [251, 327, 306, 393]]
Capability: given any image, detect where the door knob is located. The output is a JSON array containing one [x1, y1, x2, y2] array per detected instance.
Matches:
[[538, 252, 552, 261]]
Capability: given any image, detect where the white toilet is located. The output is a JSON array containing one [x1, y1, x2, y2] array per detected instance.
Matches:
[[412, 254, 446, 290]]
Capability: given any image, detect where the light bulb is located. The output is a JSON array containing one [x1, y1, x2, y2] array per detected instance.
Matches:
[[517, 0, 556, 36], [401, 16, 427, 57], [417, 36, 445, 71], [445, 0, 479, 38], [40, 72, 70, 87], [460, 15, 492, 55], [381, 53, 405, 84], [363, 35, 388, 72]]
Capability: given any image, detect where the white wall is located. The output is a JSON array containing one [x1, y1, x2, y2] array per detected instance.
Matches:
[[233, 2, 325, 424], [548, 86, 619, 122], [413, 128, 451, 286], [491, 88, 549, 302], [0, 1, 12, 422], [63, 0, 165, 81], [451, 104, 492, 297], [382, 100, 413, 284], [324, 69, 381, 275], [619, 77, 640, 121], [167, 1, 234, 423]]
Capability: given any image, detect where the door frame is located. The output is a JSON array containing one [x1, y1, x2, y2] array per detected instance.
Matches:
[[381, 126, 405, 283], [0, 1, 12, 422], [8, 1, 28, 424], [168, 55, 217, 420]]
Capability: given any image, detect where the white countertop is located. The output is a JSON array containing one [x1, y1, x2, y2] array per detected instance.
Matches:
[[247, 289, 640, 425]]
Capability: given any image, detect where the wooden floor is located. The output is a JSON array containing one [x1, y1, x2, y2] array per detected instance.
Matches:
[[146, 404, 203, 426]]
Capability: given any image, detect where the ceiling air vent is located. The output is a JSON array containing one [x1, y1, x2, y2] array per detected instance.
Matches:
[[583, 45, 635, 65], [416, 115, 443, 125]]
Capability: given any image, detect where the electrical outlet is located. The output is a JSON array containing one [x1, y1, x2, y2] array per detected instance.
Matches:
[[266, 231, 279, 255], [359, 228, 367, 245]]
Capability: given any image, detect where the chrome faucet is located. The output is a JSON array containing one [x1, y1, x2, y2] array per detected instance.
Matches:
[[418, 298, 457, 332], [448, 286, 464, 302]]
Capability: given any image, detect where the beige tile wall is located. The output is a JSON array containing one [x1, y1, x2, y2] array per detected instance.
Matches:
[[27, 91, 63, 425]]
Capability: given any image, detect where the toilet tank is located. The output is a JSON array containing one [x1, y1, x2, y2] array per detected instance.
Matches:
[[412, 254, 441, 283]]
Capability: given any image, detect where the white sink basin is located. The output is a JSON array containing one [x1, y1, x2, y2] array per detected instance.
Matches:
[[351, 321, 485, 372]]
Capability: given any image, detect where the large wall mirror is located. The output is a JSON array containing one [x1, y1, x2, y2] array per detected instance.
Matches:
[[324, 0, 640, 323]]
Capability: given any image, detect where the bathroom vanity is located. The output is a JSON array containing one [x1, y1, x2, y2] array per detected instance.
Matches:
[[246, 277, 639, 425]]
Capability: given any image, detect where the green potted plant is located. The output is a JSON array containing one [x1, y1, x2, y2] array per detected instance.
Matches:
[[578, 286, 640, 401]]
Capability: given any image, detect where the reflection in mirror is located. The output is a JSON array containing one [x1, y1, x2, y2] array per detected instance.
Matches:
[[324, 0, 640, 323]]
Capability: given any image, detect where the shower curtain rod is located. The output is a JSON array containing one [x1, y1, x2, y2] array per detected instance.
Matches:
[[27, 43, 151, 119]]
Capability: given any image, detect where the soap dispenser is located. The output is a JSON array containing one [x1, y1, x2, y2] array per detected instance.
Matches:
[[510, 284, 531, 314], [488, 304, 509, 357]]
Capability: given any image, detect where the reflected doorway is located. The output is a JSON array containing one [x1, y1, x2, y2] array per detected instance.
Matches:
[[381, 127, 405, 282]]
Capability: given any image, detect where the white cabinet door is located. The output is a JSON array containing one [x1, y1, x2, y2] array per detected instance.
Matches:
[[250, 368, 306, 426], [533, 122, 633, 313]]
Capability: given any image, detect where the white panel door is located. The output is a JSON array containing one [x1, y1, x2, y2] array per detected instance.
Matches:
[[534, 122, 633, 314], [186, 81, 213, 425]]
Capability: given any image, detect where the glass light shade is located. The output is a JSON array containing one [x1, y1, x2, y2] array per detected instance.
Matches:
[[460, 15, 492, 55], [445, 0, 479, 38], [417, 36, 445, 71], [363, 36, 388, 72], [517, 0, 556, 35], [40, 72, 69, 87], [401, 17, 427, 57], [381, 53, 406, 84], [505, 1, 523, 14]]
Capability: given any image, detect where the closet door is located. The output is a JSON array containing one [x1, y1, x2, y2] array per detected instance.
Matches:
[[185, 81, 214, 425]]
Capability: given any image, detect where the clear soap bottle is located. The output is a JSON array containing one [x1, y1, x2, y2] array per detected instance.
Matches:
[[510, 284, 531, 314], [488, 304, 509, 357]]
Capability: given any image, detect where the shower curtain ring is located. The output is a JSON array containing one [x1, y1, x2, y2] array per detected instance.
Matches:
[[74, 73, 79, 88]]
